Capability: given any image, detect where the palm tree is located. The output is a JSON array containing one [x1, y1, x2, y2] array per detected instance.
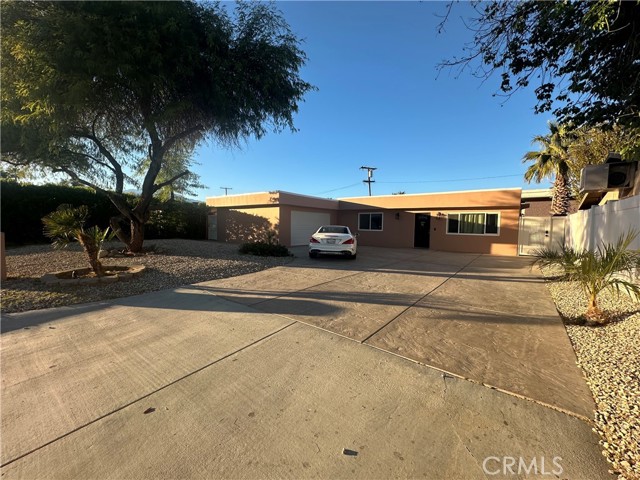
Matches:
[[533, 231, 640, 324], [523, 122, 574, 215], [43, 205, 113, 276]]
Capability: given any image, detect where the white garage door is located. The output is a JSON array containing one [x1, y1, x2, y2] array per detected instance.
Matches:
[[290, 211, 331, 246]]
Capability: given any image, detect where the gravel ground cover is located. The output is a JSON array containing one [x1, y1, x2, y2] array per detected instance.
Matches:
[[1, 239, 293, 314], [540, 266, 640, 480]]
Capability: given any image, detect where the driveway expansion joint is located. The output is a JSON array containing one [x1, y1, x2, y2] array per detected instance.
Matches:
[[363, 342, 594, 423], [359, 253, 482, 344], [0, 320, 297, 468]]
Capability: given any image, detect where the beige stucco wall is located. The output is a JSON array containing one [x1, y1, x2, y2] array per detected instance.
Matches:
[[337, 210, 415, 248], [338, 189, 522, 255], [206, 192, 278, 208], [429, 209, 520, 256], [216, 207, 280, 244], [339, 188, 521, 211], [208, 188, 522, 255]]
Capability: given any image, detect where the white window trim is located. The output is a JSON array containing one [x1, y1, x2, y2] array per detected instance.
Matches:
[[358, 212, 384, 231], [445, 211, 501, 236]]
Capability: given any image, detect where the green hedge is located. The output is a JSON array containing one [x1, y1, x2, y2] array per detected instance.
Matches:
[[1, 181, 207, 245], [239, 241, 291, 257]]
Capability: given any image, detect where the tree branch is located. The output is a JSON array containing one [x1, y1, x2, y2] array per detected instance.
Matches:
[[72, 130, 125, 193], [153, 170, 190, 192], [54, 167, 135, 221], [161, 125, 203, 155], [60, 148, 117, 174]]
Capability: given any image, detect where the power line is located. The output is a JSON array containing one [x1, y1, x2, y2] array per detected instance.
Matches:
[[313, 182, 362, 195], [220, 186, 232, 195], [377, 174, 522, 184], [313, 173, 523, 197]]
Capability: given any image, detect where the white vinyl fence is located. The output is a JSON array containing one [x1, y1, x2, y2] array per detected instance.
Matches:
[[518, 216, 566, 255], [564, 195, 640, 251]]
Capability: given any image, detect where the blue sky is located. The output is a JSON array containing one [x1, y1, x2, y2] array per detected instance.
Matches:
[[195, 1, 553, 200]]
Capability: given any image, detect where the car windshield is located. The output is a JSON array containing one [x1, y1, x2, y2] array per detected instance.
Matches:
[[319, 226, 349, 234]]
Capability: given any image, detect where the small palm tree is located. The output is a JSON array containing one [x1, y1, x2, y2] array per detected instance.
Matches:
[[533, 232, 640, 323], [523, 122, 574, 216], [43, 205, 113, 276]]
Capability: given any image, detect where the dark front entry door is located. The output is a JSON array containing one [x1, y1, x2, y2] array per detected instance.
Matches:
[[414, 214, 430, 248]]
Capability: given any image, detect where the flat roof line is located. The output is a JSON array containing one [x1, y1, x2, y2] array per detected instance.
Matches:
[[338, 187, 521, 200], [206, 191, 272, 200], [277, 190, 340, 204]]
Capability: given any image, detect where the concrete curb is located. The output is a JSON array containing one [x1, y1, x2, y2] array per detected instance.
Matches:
[[40, 265, 145, 286]]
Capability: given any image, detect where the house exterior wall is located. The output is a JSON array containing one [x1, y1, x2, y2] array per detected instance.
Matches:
[[206, 188, 522, 255], [338, 189, 521, 255], [207, 191, 340, 246], [430, 209, 520, 255], [215, 206, 280, 244], [522, 198, 578, 216], [339, 188, 521, 211], [337, 209, 415, 248]]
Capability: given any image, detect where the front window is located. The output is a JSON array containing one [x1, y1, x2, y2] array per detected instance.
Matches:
[[358, 213, 383, 231], [447, 213, 499, 235]]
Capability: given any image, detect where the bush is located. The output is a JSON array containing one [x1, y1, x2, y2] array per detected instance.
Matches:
[[1, 181, 119, 245], [532, 231, 640, 324], [145, 200, 208, 240], [239, 241, 290, 257], [1, 181, 208, 245]]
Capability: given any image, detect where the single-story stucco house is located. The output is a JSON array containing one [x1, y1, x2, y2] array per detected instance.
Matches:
[[206, 187, 522, 256]]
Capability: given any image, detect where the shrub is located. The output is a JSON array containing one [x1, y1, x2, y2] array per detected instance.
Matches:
[[1, 181, 119, 245], [42, 204, 114, 276], [533, 231, 640, 324], [145, 200, 208, 240], [1, 181, 207, 245], [239, 241, 290, 257]]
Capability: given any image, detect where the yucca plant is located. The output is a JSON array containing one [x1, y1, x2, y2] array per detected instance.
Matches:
[[43, 205, 114, 277], [533, 231, 640, 323]]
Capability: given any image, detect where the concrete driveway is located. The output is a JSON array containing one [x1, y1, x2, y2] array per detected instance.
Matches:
[[1, 247, 610, 479]]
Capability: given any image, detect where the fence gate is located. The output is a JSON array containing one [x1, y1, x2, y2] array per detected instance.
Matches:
[[518, 216, 566, 255], [208, 214, 218, 240]]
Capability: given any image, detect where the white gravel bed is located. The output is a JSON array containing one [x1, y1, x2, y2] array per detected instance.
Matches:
[[541, 266, 640, 480], [1, 239, 293, 314]]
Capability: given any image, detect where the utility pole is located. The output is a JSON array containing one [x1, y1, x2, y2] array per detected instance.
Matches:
[[220, 187, 232, 196], [360, 166, 377, 196]]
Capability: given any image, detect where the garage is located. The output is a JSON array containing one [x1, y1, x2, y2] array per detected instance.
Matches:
[[290, 211, 331, 246]]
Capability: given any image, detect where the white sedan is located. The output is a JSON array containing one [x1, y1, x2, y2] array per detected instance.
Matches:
[[309, 225, 357, 259]]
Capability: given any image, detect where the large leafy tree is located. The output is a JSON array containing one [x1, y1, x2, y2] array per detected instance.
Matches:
[[523, 122, 573, 215], [441, 1, 640, 129], [135, 144, 207, 202], [1, 1, 313, 252], [566, 125, 640, 196]]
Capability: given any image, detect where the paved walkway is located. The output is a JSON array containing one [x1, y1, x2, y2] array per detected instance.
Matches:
[[1, 247, 610, 479]]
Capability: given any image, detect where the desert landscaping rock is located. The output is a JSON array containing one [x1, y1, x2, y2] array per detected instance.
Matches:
[[2, 239, 292, 314], [541, 266, 640, 480]]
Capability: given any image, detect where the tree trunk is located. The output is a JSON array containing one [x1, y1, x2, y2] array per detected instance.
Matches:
[[110, 215, 130, 246], [551, 174, 571, 216], [129, 218, 146, 253], [585, 292, 606, 324], [78, 235, 104, 276]]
